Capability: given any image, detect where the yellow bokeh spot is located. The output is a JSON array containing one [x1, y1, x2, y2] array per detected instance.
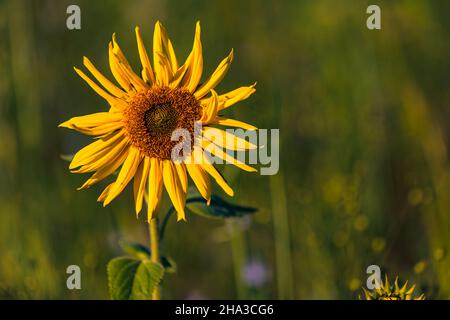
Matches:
[[414, 260, 427, 274], [371, 237, 386, 252], [348, 277, 361, 291], [354, 215, 369, 231], [433, 248, 445, 261], [408, 188, 424, 206]]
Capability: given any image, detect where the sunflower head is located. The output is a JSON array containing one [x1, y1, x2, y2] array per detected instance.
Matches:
[[361, 275, 425, 300], [59, 21, 257, 222]]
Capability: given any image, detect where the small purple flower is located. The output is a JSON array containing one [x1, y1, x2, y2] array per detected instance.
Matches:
[[185, 290, 208, 300], [242, 259, 270, 288]]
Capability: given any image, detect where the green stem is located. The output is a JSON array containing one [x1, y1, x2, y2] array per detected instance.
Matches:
[[270, 173, 294, 299], [228, 220, 248, 299], [149, 217, 160, 300]]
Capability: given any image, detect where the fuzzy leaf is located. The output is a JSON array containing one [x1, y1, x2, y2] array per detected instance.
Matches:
[[130, 260, 165, 300], [107, 256, 164, 300]]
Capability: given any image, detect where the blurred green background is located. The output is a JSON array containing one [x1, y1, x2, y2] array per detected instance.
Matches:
[[1, 0, 450, 299]]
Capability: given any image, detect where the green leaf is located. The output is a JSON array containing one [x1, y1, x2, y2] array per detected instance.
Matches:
[[161, 256, 177, 274], [130, 260, 165, 300], [186, 195, 257, 219], [107, 256, 164, 300]]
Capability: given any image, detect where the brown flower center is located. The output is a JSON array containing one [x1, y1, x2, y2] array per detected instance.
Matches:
[[144, 103, 178, 135], [123, 87, 202, 159]]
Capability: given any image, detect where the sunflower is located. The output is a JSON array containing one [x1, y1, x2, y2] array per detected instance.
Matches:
[[60, 21, 257, 221], [361, 276, 425, 300]]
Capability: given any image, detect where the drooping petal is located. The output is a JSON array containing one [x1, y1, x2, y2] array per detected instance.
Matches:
[[147, 158, 163, 220], [194, 49, 233, 99], [133, 156, 151, 215], [200, 159, 234, 197], [135, 26, 156, 84], [162, 160, 186, 221], [186, 163, 211, 203], [97, 182, 114, 202], [175, 163, 188, 193], [104, 147, 143, 206]]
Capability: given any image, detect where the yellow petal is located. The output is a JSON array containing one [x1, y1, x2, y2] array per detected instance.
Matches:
[[108, 42, 134, 92], [147, 158, 163, 220], [175, 163, 188, 193], [186, 163, 211, 202], [153, 22, 178, 72], [111, 34, 148, 91], [169, 62, 190, 88], [69, 130, 125, 170], [153, 21, 175, 85], [166, 39, 178, 72], [162, 160, 186, 221], [133, 157, 151, 215], [194, 49, 233, 99], [78, 145, 130, 189], [201, 159, 234, 197], [59, 112, 122, 129], [205, 83, 256, 110], [104, 147, 143, 206], [210, 116, 257, 130], [71, 137, 129, 173], [63, 121, 123, 136], [202, 140, 257, 172], [135, 26, 156, 84], [179, 22, 203, 92], [74, 67, 124, 107], [201, 139, 257, 172], [154, 51, 172, 86], [202, 127, 257, 151], [97, 183, 114, 202], [83, 57, 125, 98], [199, 89, 218, 124]]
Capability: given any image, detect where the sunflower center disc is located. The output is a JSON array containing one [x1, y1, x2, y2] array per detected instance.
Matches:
[[123, 87, 202, 159], [144, 103, 178, 135]]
